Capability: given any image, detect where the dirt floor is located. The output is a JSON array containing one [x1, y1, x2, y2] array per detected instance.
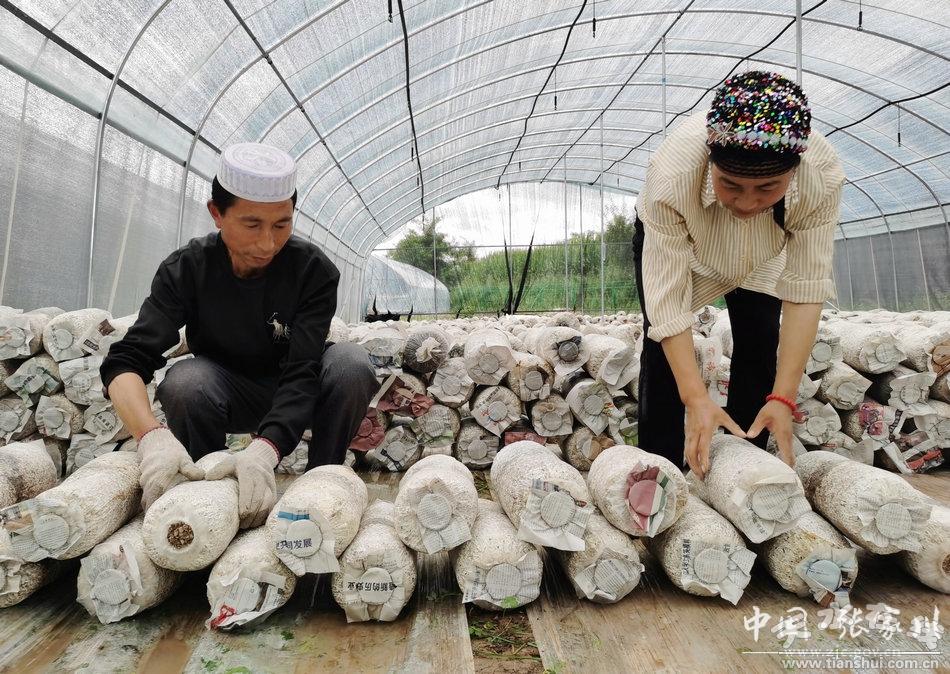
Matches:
[[468, 605, 543, 674]]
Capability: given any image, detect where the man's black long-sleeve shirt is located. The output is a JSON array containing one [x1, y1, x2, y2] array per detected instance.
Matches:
[[100, 231, 340, 456]]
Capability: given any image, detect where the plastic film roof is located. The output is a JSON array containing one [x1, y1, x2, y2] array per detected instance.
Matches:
[[2, 0, 948, 259]]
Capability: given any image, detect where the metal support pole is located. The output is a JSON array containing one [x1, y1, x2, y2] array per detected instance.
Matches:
[[432, 208, 438, 316], [795, 0, 803, 85], [599, 114, 605, 319], [916, 228, 933, 311], [508, 184, 513, 246], [842, 232, 855, 310], [91, 1, 173, 307], [563, 156, 569, 310], [868, 236, 881, 308], [661, 36, 667, 139], [578, 184, 584, 314]]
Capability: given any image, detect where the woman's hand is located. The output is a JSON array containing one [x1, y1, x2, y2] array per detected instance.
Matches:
[[684, 393, 746, 481], [747, 399, 796, 468]]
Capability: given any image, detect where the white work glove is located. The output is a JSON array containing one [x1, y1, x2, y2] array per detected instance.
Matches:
[[205, 438, 280, 529], [137, 427, 205, 511]]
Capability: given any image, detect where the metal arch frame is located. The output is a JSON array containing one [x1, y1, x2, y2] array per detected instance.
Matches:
[[344, 152, 637, 255], [338, 144, 647, 252], [257, 6, 948, 143], [277, 43, 947, 214], [326, 100, 928, 253], [301, 57, 950, 246], [172, 0, 492, 248], [293, 81, 703, 224], [353, 171, 644, 256], [308, 90, 861, 247], [73, 2, 949, 306], [300, 113, 654, 229], [173, 29, 945, 261], [241, 7, 950, 243], [347, 104, 948, 258], [89, 0, 173, 307], [292, 208, 360, 259], [351, 163, 645, 255]]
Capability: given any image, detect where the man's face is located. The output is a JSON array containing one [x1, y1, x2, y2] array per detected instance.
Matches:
[[207, 197, 294, 277], [711, 164, 794, 220]]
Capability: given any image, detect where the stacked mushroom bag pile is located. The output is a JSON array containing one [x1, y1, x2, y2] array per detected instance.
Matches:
[[1, 451, 139, 562], [814, 362, 872, 410], [4, 354, 61, 404], [141, 452, 239, 571], [266, 464, 368, 575], [394, 455, 478, 554], [78, 313, 137, 357], [454, 419, 500, 469], [77, 515, 183, 624], [206, 527, 298, 630], [454, 499, 543, 610], [427, 357, 475, 409], [358, 325, 406, 376], [794, 451, 932, 554], [331, 501, 416, 622], [490, 440, 594, 551], [409, 404, 461, 457], [507, 352, 555, 402], [868, 366, 937, 416]]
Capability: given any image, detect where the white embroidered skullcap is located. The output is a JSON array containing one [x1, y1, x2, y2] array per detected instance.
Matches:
[[217, 142, 297, 203]]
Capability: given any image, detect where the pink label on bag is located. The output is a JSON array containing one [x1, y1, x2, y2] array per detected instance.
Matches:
[[503, 430, 548, 446], [348, 408, 386, 451]]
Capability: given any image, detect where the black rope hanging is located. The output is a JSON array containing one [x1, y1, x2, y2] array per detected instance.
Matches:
[[897, 105, 901, 146], [592, 0, 597, 37], [858, 0, 863, 30], [554, 67, 558, 110], [388, 0, 393, 23]]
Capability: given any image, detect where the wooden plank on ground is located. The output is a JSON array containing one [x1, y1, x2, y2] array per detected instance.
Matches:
[[0, 469, 472, 674], [396, 552, 474, 674], [902, 472, 950, 505], [527, 473, 950, 674]]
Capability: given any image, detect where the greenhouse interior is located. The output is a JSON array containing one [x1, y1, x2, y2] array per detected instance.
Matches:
[[0, 1, 948, 673]]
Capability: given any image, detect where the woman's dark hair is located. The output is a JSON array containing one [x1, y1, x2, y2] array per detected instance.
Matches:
[[211, 177, 298, 214]]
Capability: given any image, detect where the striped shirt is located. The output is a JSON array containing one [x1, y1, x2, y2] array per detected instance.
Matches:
[[636, 113, 845, 342]]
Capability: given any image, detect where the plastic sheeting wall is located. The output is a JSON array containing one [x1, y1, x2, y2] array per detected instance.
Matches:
[[362, 254, 450, 316], [832, 223, 950, 311]]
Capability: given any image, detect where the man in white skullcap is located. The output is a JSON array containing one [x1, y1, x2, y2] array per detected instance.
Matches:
[[101, 143, 378, 528]]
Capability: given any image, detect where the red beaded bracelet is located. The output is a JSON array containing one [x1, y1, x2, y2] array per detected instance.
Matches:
[[765, 393, 798, 414]]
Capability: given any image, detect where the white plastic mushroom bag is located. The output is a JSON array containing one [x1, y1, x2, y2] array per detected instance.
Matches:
[[267, 465, 367, 576], [427, 357, 475, 408], [60, 356, 106, 405], [207, 528, 297, 630], [696, 435, 811, 543]]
